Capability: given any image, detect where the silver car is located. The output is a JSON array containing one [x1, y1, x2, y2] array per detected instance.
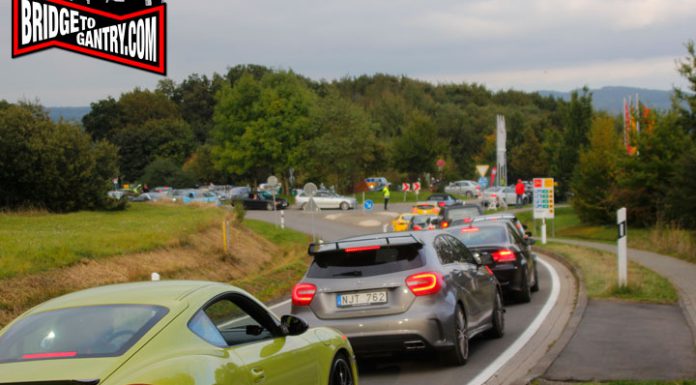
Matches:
[[444, 180, 481, 198], [291, 231, 505, 365], [295, 190, 357, 210]]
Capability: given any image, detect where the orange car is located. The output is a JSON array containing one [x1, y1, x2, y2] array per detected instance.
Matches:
[[411, 203, 440, 215], [391, 213, 415, 232]]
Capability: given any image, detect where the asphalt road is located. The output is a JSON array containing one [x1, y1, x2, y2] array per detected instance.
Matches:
[[247, 208, 564, 385]]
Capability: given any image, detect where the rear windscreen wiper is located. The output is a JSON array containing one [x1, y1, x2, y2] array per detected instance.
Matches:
[[333, 270, 363, 277]]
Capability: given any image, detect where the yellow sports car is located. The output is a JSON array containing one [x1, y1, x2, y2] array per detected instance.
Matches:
[[0, 281, 358, 385], [391, 213, 414, 232], [411, 203, 440, 215]]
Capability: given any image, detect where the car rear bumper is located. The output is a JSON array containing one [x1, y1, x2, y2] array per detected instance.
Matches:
[[293, 305, 456, 355], [492, 263, 524, 292]]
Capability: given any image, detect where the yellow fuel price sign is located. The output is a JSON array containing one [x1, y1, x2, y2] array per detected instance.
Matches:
[[533, 178, 555, 219]]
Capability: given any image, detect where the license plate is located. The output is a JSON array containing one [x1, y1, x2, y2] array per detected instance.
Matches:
[[337, 291, 387, 307]]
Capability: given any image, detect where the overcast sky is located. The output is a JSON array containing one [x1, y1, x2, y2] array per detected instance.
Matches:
[[1, 0, 694, 106]]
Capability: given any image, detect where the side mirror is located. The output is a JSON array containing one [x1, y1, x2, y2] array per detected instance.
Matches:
[[246, 325, 264, 336], [280, 315, 309, 336]]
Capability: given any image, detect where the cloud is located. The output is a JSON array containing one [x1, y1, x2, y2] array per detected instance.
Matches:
[[417, 55, 687, 91], [0, 0, 694, 105]]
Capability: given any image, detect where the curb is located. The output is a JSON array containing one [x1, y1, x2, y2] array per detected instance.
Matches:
[[519, 246, 589, 385]]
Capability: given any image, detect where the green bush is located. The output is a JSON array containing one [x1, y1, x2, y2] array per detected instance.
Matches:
[[232, 200, 246, 223], [0, 103, 119, 212]]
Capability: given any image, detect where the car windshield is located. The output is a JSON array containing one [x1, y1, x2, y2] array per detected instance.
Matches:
[[307, 245, 425, 278], [0, 305, 168, 363], [412, 215, 434, 225], [455, 226, 509, 246]]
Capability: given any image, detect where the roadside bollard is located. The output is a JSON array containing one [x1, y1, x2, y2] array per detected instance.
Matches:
[[280, 210, 285, 229], [383, 224, 388, 233]]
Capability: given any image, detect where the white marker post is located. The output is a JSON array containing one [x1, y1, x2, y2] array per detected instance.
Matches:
[[617, 207, 628, 287], [541, 218, 547, 245], [280, 210, 285, 230]]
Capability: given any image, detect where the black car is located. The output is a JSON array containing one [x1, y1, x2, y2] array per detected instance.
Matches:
[[448, 222, 538, 303], [439, 204, 484, 229], [233, 191, 288, 211]]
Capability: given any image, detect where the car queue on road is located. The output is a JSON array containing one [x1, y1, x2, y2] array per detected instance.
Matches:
[[2, 179, 539, 385]]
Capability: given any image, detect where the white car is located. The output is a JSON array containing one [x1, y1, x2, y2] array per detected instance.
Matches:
[[295, 190, 356, 210], [444, 180, 481, 198], [482, 186, 528, 207]]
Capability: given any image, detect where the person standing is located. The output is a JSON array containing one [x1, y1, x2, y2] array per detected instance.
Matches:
[[383, 184, 391, 211], [515, 179, 525, 205]]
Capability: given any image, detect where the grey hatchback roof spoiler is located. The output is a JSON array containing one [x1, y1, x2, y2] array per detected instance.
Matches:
[[308, 235, 423, 256]]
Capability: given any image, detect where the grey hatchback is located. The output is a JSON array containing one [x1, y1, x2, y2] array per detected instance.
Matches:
[[291, 231, 505, 365]]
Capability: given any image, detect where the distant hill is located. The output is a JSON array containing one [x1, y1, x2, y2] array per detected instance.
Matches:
[[47, 107, 90, 123], [538, 86, 674, 115]]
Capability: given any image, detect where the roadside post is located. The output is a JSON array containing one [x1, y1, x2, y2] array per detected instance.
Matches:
[[617, 207, 628, 287], [303, 183, 318, 243], [533, 178, 555, 245], [402, 182, 410, 202], [280, 210, 285, 230], [267, 175, 279, 210]]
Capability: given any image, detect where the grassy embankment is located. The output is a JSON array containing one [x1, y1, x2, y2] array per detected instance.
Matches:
[[356, 190, 471, 204], [509, 207, 678, 303], [516, 206, 695, 264], [0, 204, 310, 327]]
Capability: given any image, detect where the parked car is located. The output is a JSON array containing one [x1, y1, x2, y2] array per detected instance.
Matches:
[[409, 214, 440, 231], [444, 180, 481, 198], [229, 186, 252, 201], [482, 186, 528, 207], [449, 222, 539, 302], [233, 191, 288, 210], [364, 177, 389, 191], [172, 189, 219, 204], [391, 213, 415, 232], [411, 202, 440, 215], [295, 190, 356, 210], [438, 204, 484, 229], [0, 281, 357, 385], [291, 232, 504, 365]]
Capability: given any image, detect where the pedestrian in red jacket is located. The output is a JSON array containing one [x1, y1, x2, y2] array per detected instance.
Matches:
[[515, 179, 525, 206]]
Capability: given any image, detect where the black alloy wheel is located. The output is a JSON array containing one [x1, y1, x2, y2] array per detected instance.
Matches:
[[329, 353, 354, 385]]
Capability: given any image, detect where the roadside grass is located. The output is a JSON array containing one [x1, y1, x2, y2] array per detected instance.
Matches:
[[232, 219, 311, 303], [538, 243, 678, 304], [516, 207, 696, 264], [243, 219, 310, 247], [0, 203, 225, 279], [0, 213, 311, 327]]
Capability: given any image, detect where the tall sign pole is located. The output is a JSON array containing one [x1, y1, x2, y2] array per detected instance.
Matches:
[[617, 208, 628, 287], [496, 115, 507, 187]]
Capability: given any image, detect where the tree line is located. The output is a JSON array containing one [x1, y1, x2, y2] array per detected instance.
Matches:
[[1, 42, 694, 229]]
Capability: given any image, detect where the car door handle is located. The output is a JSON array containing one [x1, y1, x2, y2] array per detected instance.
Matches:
[[251, 367, 266, 383]]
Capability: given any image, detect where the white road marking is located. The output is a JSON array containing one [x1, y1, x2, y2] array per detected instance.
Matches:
[[269, 299, 291, 311], [467, 257, 561, 385]]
